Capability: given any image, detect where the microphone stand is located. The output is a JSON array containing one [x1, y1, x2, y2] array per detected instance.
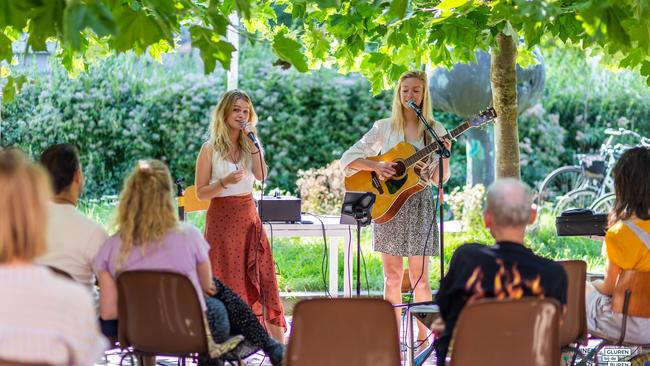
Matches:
[[407, 103, 449, 281]]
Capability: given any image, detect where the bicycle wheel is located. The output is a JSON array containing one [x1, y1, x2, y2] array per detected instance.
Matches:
[[538, 166, 585, 208], [553, 188, 598, 216], [590, 193, 616, 214]]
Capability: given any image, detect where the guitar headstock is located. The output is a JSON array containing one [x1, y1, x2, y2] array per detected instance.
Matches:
[[468, 107, 497, 127]]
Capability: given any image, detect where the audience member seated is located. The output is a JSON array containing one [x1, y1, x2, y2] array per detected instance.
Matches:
[[95, 159, 284, 366], [432, 178, 568, 365], [586, 146, 650, 343], [0, 148, 107, 365], [36, 144, 108, 288]]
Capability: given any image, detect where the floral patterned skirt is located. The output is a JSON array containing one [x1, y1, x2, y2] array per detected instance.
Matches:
[[373, 188, 439, 257]]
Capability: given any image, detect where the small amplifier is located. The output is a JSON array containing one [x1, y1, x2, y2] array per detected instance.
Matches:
[[255, 195, 301, 223], [556, 208, 608, 236]]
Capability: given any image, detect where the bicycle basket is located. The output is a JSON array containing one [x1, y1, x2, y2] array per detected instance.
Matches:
[[580, 155, 606, 178]]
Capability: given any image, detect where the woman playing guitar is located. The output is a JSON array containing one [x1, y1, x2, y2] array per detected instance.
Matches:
[[340, 70, 452, 347]]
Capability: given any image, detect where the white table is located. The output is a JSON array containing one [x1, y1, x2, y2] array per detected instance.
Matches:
[[263, 215, 356, 297]]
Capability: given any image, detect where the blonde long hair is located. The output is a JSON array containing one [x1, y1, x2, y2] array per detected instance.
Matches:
[[209, 89, 258, 165], [114, 159, 178, 268], [0, 149, 50, 263], [390, 70, 435, 140]]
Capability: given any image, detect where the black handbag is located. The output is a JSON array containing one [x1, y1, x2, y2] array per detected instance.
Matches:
[[556, 208, 608, 236]]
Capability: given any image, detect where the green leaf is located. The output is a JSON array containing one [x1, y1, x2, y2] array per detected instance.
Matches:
[[2, 75, 26, 103], [207, 3, 229, 36], [0, 32, 13, 61], [64, 1, 116, 50], [640, 60, 650, 78], [190, 25, 236, 73], [602, 6, 631, 46], [235, 0, 251, 19], [385, 0, 408, 22], [27, 0, 66, 51], [272, 30, 308, 72], [436, 0, 468, 11], [314, 0, 339, 9], [112, 3, 172, 53], [0, 0, 35, 29], [291, 0, 307, 19]]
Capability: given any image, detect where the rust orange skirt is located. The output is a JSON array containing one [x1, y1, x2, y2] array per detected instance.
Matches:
[[204, 194, 286, 331]]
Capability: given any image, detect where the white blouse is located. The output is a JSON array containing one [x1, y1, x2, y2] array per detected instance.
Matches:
[[340, 117, 448, 181], [210, 150, 255, 196]]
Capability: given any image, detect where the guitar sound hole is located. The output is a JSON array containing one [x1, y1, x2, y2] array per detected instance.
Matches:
[[392, 161, 406, 177]]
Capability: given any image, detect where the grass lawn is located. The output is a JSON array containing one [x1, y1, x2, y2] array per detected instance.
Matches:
[[79, 199, 604, 293]]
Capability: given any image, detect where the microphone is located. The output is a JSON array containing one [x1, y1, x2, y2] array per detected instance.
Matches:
[[406, 99, 421, 112], [240, 121, 260, 149], [246, 131, 260, 149]]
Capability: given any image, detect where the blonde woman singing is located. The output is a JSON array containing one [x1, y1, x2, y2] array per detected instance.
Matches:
[[341, 70, 452, 346], [195, 90, 286, 342]]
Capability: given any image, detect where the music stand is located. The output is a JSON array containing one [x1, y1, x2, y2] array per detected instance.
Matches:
[[340, 191, 375, 297]]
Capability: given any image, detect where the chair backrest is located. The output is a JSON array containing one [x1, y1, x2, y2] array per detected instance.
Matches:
[[612, 270, 650, 318], [45, 265, 74, 280], [0, 360, 53, 366], [286, 298, 400, 366], [117, 270, 208, 355], [183, 185, 210, 215], [449, 298, 561, 366], [558, 260, 588, 346]]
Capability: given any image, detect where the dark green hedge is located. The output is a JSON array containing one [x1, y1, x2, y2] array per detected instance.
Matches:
[[2, 46, 649, 198]]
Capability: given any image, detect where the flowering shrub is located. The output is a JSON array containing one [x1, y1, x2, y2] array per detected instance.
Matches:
[[518, 103, 567, 186], [296, 160, 345, 215], [446, 184, 486, 231]]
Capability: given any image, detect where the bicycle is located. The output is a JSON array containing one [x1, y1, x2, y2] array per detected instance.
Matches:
[[538, 127, 649, 215]]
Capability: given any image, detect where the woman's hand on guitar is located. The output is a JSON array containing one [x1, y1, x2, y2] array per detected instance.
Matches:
[[373, 161, 397, 180], [442, 138, 452, 158]]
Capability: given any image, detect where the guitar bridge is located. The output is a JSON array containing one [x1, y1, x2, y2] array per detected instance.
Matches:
[[370, 172, 384, 194]]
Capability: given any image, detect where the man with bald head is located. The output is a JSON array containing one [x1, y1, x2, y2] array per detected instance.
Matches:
[[431, 178, 568, 365]]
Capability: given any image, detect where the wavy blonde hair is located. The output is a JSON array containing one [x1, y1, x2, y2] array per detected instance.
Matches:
[[114, 159, 178, 269], [209, 89, 258, 166], [391, 70, 435, 140], [0, 149, 50, 263]]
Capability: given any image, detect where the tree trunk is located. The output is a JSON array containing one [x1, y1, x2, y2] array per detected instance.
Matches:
[[490, 32, 519, 179]]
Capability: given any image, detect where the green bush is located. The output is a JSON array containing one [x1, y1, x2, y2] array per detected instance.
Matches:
[[540, 47, 650, 163], [3, 45, 649, 199]]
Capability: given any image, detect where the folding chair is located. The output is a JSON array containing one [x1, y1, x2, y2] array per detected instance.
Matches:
[[116, 270, 241, 366], [558, 260, 589, 365], [286, 298, 401, 366], [448, 297, 561, 366], [580, 270, 650, 365]]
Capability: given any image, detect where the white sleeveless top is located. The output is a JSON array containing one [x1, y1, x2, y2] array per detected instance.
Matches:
[[209, 150, 255, 196]]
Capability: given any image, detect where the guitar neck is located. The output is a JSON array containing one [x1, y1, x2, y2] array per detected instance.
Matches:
[[403, 121, 471, 167]]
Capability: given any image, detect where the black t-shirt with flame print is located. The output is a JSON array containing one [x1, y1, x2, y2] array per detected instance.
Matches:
[[433, 241, 568, 365]]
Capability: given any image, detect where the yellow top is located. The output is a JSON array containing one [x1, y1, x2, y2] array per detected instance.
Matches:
[[604, 219, 650, 271]]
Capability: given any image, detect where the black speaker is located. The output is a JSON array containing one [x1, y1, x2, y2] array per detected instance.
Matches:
[[256, 195, 301, 223]]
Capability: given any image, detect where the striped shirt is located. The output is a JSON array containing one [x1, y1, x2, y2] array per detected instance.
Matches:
[[0, 265, 107, 365]]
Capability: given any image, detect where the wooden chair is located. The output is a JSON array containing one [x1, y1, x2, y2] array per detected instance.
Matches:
[[448, 298, 561, 366], [286, 298, 401, 366], [178, 185, 209, 221], [579, 270, 650, 365], [558, 260, 589, 365], [116, 271, 242, 366]]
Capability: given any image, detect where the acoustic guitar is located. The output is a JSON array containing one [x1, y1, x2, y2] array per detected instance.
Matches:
[[344, 108, 497, 224]]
